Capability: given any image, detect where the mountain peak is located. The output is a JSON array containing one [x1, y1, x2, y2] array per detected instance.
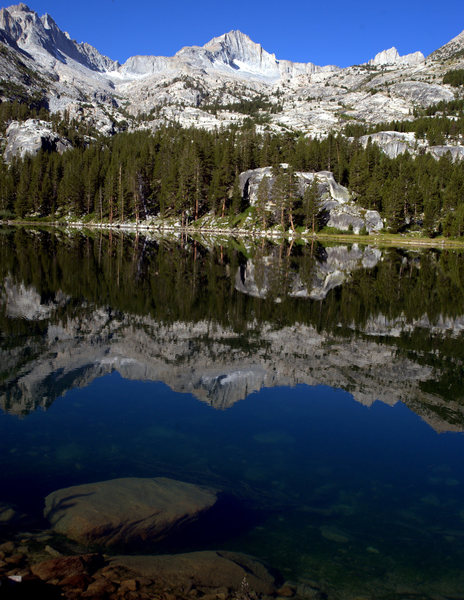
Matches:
[[204, 30, 255, 48], [8, 3, 31, 12], [0, 3, 118, 72], [2, 3, 32, 18], [204, 30, 272, 57], [202, 30, 279, 78]]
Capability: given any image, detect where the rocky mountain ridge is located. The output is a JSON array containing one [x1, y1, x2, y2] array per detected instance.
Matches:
[[0, 4, 463, 137], [0, 3, 117, 72], [367, 47, 425, 67]]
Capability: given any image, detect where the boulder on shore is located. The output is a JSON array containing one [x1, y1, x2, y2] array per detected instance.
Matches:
[[44, 477, 218, 548]]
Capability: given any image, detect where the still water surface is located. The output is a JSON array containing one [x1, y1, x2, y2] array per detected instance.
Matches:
[[1, 228, 464, 599]]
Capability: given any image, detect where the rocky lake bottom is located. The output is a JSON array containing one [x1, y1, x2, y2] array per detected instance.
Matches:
[[1, 228, 464, 600]]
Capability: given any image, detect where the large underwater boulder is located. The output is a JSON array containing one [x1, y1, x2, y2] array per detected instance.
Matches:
[[44, 477, 218, 548]]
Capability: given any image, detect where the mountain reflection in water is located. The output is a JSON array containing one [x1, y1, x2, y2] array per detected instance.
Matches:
[[1, 227, 464, 599]]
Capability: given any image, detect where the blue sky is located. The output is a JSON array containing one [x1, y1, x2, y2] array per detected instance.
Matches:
[[19, 0, 464, 67]]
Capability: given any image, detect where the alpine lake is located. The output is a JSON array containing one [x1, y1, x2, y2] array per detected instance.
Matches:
[[1, 226, 464, 600]]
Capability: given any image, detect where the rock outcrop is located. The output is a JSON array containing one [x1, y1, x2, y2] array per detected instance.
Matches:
[[4, 119, 72, 161], [428, 145, 464, 162], [368, 47, 425, 66], [239, 165, 383, 233], [359, 131, 419, 159], [44, 477, 218, 548], [358, 131, 464, 162], [324, 200, 383, 234]]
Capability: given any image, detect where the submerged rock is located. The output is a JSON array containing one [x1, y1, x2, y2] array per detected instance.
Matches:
[[26, 549, 276, 598], [44, 477, 218, 548], [31, 553, 104, 583], [110, 550, 276, 595], [0, 501, 28, 530], [0, 503, 17, 526]]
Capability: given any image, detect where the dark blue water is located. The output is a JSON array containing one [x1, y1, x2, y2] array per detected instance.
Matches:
[[1, 372, 464, 597]]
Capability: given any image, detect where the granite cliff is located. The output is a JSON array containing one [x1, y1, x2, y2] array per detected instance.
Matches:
[[239, 167, 383, 233]]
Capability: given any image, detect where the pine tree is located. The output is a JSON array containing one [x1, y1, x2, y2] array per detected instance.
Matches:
[[302, 176, 321, 233], [383, 179, 404, 233], [256, 175, 271, 229], [14, 158, 32, 218]]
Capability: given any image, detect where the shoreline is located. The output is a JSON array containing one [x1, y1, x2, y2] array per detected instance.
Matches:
[[3, 219, 464, 249]]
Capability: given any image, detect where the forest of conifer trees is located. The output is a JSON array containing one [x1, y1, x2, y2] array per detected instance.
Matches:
[[1, 100, 464, 237]]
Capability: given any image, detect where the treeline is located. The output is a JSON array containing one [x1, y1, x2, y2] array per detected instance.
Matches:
[[2, 123, 464, 236], [344, 99, 464, 145]]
